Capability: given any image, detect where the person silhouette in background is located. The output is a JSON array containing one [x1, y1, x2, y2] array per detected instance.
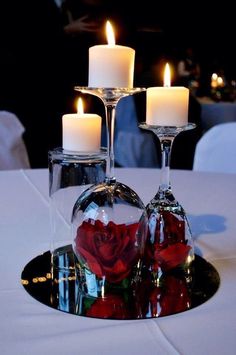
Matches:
[[177, 47, 201, 96]]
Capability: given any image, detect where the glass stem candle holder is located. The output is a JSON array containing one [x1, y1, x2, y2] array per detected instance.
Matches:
[[139, 123, 196, 283], [74, 87, 145, 183], [72, 87, 148, 298]]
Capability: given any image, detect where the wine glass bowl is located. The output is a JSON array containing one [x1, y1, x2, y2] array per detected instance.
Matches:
[[71, 180, 148, 297]]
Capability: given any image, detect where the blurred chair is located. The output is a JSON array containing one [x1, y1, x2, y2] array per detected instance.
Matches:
[[193, 122, 236, 173], [114, 93, 202, 169], [114, 95, 160, 168], [0, 111, 30, 170]]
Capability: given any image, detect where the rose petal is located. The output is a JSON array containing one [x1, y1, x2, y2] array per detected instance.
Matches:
[[157, 243, 191, 271], [98, 243, 118, 261], [159, 276, 191, 315], [77, 246, 103, 278], [86, 294, 130, 319], [103, 257, 137, 283]]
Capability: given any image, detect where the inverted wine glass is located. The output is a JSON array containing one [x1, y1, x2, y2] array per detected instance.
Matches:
[[139, 122, 196, 283], [71, 87, 148, 298]]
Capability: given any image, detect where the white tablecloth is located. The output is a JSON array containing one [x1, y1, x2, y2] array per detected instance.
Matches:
[[1, 168, 236, 355]]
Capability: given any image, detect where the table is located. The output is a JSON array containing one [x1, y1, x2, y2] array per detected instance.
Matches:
[[1, 168, 236, 355], [198, 97, 236, 132]]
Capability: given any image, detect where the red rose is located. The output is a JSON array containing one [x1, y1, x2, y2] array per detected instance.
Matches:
[[153, 212, 186, 245], [74, 219, 140, 283], [145, 211, 191, 272], [86, 294, 131, 319], [156, 243, 191, 271]]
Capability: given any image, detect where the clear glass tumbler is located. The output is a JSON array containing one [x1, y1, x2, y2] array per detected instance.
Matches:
[[48, 147, 106, 272]]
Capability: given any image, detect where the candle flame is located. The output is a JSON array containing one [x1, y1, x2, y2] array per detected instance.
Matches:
[[164, 63, 171, 87], [217, 76, 224, 86], [77, 97, 84, 114], [106, 20, 115, 45], [212, 73, 218, 80]]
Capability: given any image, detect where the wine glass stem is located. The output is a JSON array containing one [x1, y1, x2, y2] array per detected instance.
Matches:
[[105, 104, 116, 183], [159, 137, 174, 193]]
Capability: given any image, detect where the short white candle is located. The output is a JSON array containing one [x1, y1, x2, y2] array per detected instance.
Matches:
[[88, 21, 135, 88], [146, 63, 189, 127], [62, 98, 102, 152]]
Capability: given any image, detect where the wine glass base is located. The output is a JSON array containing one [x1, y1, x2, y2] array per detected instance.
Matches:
[[139, 122, 196, 137], [74, 86, 146, 105]]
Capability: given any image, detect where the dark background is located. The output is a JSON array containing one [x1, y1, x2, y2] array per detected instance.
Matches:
[[0, 0, 235, 168]]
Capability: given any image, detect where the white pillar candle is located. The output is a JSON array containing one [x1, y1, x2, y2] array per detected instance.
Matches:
[[146, 63, 189, 127], [62, 98, 102, 152], [88, 21, 135, 88]]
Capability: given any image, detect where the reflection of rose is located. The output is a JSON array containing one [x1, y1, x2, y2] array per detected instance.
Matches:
[[149, 275, 191, 316], [84, 273, 191, 319], [145, 211, 191, 272], [74, 219, 139, 283], [135, 274, 191, 317], [86, 294, 131, 319]]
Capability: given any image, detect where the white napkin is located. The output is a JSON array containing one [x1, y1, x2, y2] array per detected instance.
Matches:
[[0, 110, 30, 170]]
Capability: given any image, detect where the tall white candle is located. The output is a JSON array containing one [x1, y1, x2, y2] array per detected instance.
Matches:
[[146, 63, 189, 127], [88, 21, 135, 88], [62, 98, 102, 152]]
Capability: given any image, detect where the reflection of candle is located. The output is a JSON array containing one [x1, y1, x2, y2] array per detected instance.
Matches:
[[146, 63, 189, 126], [88, 21, 135, 88], [62, 98, 102, 152]]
